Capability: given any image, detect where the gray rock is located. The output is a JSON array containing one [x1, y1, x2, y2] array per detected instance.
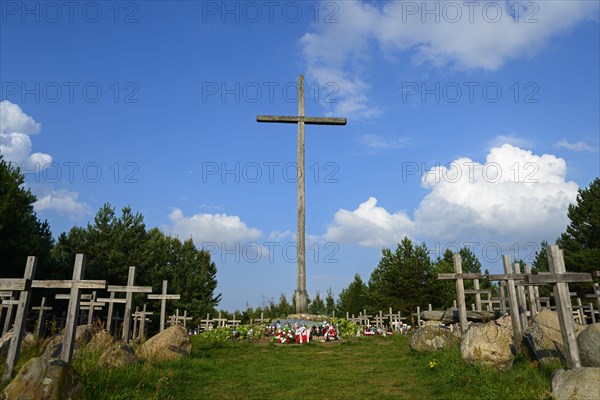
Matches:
[[97, 343, 137, 369], [461, 320, 514, 371], [3, 357, 81, 400], [421, 309, 501, 323], [137, 325, 191, 361], [409, 325, 458, 352], [577, 324, 600, 367], [526, 309, 586, 365], [551, 368, 600, 400]]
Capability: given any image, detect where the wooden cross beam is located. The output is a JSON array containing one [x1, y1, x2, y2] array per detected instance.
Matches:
[[181, 310, 192, 328], [97, 292, 126, 334], [108, 266, 152, 342], [32, 297, 52, 338], [147, 280, 180, 332], [257, 74, 346, 313], [572, 298, 587, 325], [1, 256, 36, 382]]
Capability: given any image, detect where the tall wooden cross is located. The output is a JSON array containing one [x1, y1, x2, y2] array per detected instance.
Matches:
[[98, 292, 126, 334], [147, 280, 180, 332], [257, 74, 347, 313]]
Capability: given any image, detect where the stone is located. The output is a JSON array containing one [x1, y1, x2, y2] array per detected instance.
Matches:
[[551, 368, 600, 400], [137, 325, 191, 361], [2, 357, 81, 400], [420, 309, 501, 324], [40, 335, 63, 359], [577, 323, 600, 367], [86, 330, 114, 352], [0, 329, 14, 358], [97, 343, 137, 369], [526, 309, 586, 365], [409, 325, 458, 352], [461, 320, 514, 370]]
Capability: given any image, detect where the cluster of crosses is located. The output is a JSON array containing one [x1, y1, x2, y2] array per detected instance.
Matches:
[[0, 254, 186, 382], [437, 244, 600, 369]]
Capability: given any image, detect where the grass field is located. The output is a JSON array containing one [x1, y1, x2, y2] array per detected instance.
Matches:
[[75, 334, 555, 400]]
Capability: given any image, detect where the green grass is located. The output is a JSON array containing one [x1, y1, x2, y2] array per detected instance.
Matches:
[[76, 335, 554, 400]]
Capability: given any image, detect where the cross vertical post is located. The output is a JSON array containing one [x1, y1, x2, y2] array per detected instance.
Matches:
[[2, 256, 36, 382], [257, 74, 346, 313]]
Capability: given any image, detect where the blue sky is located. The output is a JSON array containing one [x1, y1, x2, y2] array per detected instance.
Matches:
[[1, 1, 599, 311]]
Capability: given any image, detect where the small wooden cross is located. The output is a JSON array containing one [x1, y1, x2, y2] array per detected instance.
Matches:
[[32, 297, 52, 338], [97, 292, 126, 334], [147, 280, 181, 332], [201, 314, 213, 331], [212, 311, 227, 328]]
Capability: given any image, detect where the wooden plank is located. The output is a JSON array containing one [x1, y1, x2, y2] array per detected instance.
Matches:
[[61, 254, 85, 363], [453, 254, 468, 334], [525, 265, 539, 319], [31, 280, 106, 289], [487, 273, 527, 281], [437, 273, 482, 280], [547, 246, 581, 368], [147, 280, 181, 332], [502, 255, 522, 353], [107, 285, 152, 293], [514, 263, 528, 330], [524, 273, 592, 285], [256, 115, 347, 125], [0, 280, 30, 291]]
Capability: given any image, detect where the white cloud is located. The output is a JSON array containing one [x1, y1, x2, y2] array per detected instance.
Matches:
[[301, 1, 598, 118], [0, 101, 52, 169], [555, 139, 598, 153], [324, 197, 414, 247], [167, 209, 262, 246], [33, 189, 91, 221], [324, 143, 578, 247]]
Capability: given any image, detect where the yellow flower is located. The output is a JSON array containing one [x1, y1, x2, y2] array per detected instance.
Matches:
[[429, 360, 438, 369]]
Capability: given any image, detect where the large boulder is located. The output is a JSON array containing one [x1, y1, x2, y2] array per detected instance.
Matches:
[[409, 325, 458, 352], [526, 309, 586, 365], [97, 343, 137, 369], [137, 325, 191, 362], [577, 323, 600, 367], [551, 368, 600, 400], [3, 357, 81, 400], [461, 321, 514, 371]]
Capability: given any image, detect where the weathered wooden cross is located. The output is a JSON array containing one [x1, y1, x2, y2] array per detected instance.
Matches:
[[32, 254, 106, 363], [147, 280, 180, 332], [97, 292, 126, 334], [524, 245, 593, 369], [1, 295, 18, 336], [227, 312, 241, 327], [257, 74, 347, 313], [32, 297, 52, 338], [201, 314, 213, 331], [132, 304, 153, 340], [107, 266, 152, 342], [212, 311, 227, 328]]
